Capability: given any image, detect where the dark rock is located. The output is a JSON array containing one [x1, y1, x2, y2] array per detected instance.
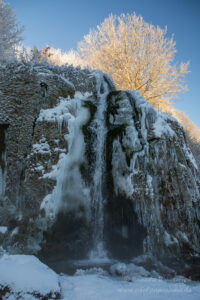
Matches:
[[179, 266, 200, 281]]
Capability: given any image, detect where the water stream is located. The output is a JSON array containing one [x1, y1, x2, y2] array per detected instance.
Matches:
[[40, 73, 110, 261], [89, 73, 109, 259]]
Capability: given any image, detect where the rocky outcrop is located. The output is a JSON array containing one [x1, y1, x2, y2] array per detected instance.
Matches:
[[0, 61, 199, 261], [105, 90, 200, 258]]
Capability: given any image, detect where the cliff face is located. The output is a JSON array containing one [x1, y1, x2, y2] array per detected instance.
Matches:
[[105, 90, 200, 258], [0, 62, 199, 260], [0, 62, 96, 254]]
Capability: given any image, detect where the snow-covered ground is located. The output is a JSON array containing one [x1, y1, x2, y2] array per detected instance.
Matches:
[[0, 254, 60, 299], [61, 270, 200, 300], [1, 254, 200, 300]]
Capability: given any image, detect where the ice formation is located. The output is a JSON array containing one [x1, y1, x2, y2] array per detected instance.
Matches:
[[40, 93, 90, 220]]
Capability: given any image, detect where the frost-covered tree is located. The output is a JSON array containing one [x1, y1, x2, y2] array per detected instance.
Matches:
[[40, 46, 82, 66], [78, 13, 189, 108], [19, 45, 82, 66], [186, 133, 200, 169], [165, 105, 200, 143], [0, 0, 23, 61]]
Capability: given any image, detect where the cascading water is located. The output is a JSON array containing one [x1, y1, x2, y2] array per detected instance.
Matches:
[[89, 72, 109, 259], [0, 125, 7, 201], [40, 72, 111, 261], [0, 161, 5, 200]]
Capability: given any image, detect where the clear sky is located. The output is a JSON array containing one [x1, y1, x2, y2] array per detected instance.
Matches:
[[8, 0, 200, 128]]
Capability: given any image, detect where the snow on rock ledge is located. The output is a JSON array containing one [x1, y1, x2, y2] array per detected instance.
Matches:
[[0, 254, 61, 299]]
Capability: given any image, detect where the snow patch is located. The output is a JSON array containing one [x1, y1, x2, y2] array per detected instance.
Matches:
[[0, 254, 60, 298], [146, 174, 154, 198], [0, 226, 7, 234], [31, 138, 51, 155], [153, 115, 175, 138], [164, 231, 178, 246]]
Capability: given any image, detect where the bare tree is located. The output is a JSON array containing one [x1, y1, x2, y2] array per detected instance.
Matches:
[[78, 13, 189, 108], [0, 0, 23, 61]]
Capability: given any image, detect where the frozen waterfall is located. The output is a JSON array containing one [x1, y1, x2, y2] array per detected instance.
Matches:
[[89, 72, 109, 259], [40, 72, 110, 260]]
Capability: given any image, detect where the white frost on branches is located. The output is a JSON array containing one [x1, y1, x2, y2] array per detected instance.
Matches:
[[0, 0, 23, 62], [78, 13, 189, 107]]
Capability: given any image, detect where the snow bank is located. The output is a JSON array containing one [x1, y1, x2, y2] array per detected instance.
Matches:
[[0, 254, 60, 299]]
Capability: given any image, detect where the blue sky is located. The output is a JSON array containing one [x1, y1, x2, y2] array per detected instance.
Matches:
[[8, 0, 200, 128]]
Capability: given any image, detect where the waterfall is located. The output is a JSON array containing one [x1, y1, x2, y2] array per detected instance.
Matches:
[[40, 72, 110, 260], [0, 125, 7, 201], [90, 72, 109, 259], [0, 166, 4, 199], [40, 94, 91, 220]]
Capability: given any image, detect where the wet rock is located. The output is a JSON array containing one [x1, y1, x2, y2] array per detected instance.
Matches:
[[110, 262, 151, 280], [132, 254, 176, 279], [179, 266, 200, 281]]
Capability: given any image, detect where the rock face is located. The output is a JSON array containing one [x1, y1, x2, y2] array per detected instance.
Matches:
[[105, 90, 200, 258], [0, 61, 96, 254], [0, 61, 199, 260]]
